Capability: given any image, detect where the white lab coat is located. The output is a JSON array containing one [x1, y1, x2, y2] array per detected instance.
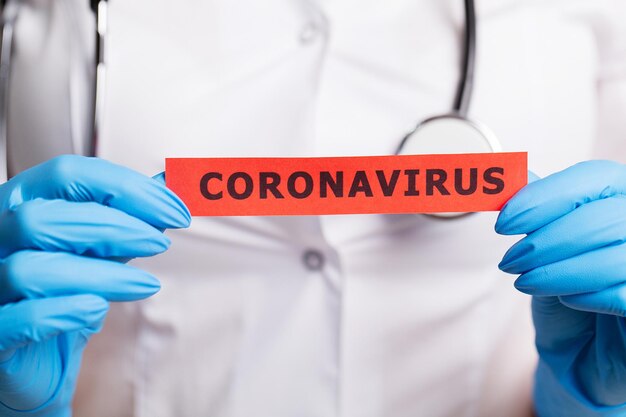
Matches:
[[7, 0, 626, 416]]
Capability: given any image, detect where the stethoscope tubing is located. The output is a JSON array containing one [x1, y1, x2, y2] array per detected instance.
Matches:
[[92, 0, 108, 158], [453, 0, 476, 117], [0, 0, 20, 183]]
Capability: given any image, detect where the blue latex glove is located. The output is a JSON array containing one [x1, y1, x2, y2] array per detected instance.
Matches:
[[497, 160, 626, 416], [0, 155, 190, 417]]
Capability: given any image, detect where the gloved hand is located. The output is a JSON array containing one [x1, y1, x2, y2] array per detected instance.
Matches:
[[496, 160, 626, 416], [0, 155, 190, 417]]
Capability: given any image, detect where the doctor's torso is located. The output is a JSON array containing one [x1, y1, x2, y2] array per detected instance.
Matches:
[[7, 1, 626, 416]]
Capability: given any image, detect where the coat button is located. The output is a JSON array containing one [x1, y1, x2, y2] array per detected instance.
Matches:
[[302, 249, 325, 271]]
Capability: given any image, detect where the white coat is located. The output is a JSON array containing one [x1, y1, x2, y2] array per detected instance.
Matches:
[[6, 0, 626, 416]]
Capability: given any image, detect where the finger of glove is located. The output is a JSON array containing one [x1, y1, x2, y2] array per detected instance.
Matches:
[[105, 173, 177, 262], [0, 155, 190, 229], [496, 160, 625, 235], [514, 243, 626, 296], [0, 199, 170, 258], [0, 294, 108, 351], [559, 285, 626, 317], [500, 197, 626, 274], [0, 250, 160, 304], [492, 170, 539, 236]]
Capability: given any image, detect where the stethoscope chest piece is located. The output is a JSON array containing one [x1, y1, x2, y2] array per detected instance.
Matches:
[[396, 114, 500, 156], [396, 114, 501, 219]]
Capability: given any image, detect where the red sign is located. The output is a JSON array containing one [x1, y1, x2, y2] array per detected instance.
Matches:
[[166, 153, 527, 216]]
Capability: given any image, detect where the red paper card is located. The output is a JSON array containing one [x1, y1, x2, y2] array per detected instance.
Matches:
[[166, 153, 527, 216]]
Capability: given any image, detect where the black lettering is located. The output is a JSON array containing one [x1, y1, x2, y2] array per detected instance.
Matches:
[[404, 169, 420, 196], [200, 172, 223, 200], [348, 171, 374, 197], [227, 172, 253, 200], [287, 171, 314, 199], [483, 167, 505, 194], [425, 169, 450, 196], [376, 170, 400, 197], [454, 168, 478, 196], [259, 172, 284, 199], [320, 171, 343, 198]]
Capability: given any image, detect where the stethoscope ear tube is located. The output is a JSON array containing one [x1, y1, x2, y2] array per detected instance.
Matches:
[[0, 0, 21, 183], [91, 0, 108, 158]]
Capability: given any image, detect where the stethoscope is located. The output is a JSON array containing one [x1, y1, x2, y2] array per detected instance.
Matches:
[[0, 0, 499, 217]]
